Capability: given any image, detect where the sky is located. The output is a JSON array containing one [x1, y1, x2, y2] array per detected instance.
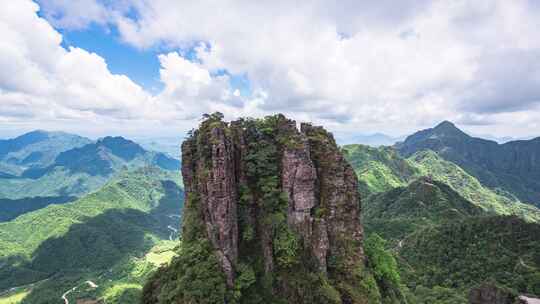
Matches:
[[1, 0, 540, 141]]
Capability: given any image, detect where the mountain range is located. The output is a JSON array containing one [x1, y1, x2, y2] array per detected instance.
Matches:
[[337, 132, 404, 146], [397, 121, 540, 206], [1, 119, 539, 304], [0, 130, 91, 176], [343, 121, 540, 303], [0, 131, 180, 221]]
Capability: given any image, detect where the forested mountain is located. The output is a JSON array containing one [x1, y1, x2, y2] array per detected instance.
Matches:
[[399, 216, 540, 301], [1, 120, 539, 304], [344, 135, 540, 303], [363, 177, 484, 242], [0, 167, 183, 304], [343, 144, 540, 222], [397, 121, 540, 206]]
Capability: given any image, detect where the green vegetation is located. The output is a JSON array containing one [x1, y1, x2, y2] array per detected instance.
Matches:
[[0, 136, 180, 201], [345, 141, 540, 302], [344, 144, 540, 222], [0, 167, 183, 304], [0, 196, 75, 222], [343, 145, 420, 197], [411, 150, 540, 222], [363, 178, 484, 242], [0, 289, 29, 304], [364, 234, 407, 303], [399, 216, 540, 300]]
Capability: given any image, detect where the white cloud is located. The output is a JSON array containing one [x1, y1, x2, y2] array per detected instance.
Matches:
[[0, 1, 156, 121], [97, 0, 540, 136], [2, 0, 540, 139], [0, 1, 257, 137]]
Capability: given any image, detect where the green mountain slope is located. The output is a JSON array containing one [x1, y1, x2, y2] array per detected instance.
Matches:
[[364, 177, 484, 242], [399, 216, 540, 298], [345, 142, 540, 302], [0, 130, 91, 175], [411, 150, 540, 222], [0, 167, 183, 304], [397, 121, 540, 206], [0, 196, 76, 222], [343, 144, 420, 196], [343, 144, 540, 222]]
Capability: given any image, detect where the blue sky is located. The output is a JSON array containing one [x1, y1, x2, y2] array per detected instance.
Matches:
[[54, 21, 252, 97], [58, 23, 164, 93]]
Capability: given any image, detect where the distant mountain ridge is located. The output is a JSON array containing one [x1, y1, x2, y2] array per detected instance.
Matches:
[[344, 129, 540, 302], [340, 132, 403, 146], [397, 121, 540, 206], [0, 130, 91, 175], [0, 133, 180, 201], [22, 136, 178, 179]]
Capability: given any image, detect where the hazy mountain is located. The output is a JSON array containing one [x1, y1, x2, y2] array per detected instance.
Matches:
[[134, 137, 182, 159], [397, 121, 540, 206], [0, 130, 92, 175], [339, 132, 403, 146], [0, 136, 180, 201]]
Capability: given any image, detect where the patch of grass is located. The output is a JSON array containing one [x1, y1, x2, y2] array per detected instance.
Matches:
[[144, 241, 178, 266], [0, 289, 30, 304]]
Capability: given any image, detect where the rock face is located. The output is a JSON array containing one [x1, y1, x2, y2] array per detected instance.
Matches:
[[142, 114, 383, 304], [469, 283, 518, 304]]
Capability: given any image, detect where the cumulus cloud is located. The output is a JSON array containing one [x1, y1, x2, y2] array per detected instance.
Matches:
[[0, 0, 244, 136], [104, 0, 540, 135], [0, 1, 156, 121], [3, 0, 540, 138]]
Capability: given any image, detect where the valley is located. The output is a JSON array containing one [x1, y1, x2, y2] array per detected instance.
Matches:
[[0, 131, 183, 304]]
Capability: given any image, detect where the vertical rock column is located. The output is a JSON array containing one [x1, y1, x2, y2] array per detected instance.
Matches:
[[301, 123, 365, 275], [184, 125, 239, 286], [281, 126, 318, 243]]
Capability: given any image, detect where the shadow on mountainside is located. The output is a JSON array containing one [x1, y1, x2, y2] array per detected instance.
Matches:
[[0, 196, 77, 222]]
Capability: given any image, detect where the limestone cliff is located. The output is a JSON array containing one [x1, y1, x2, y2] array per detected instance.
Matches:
[[142, 113, 388, 304]]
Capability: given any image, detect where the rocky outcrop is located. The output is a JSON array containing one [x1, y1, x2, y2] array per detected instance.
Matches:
[[469, 283, 518, 304], [143, 113, 384, 304]]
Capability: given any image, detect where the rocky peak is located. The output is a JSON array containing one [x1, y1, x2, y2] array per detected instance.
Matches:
[[432, 120, 469, 138], [143, 113, 386, 304]]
